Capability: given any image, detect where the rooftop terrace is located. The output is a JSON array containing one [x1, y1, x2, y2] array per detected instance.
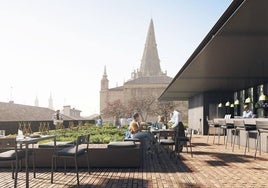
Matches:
[[1, 135, 267, 187]]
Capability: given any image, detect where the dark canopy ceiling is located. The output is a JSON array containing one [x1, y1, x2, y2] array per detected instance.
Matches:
[[160, 0, 268, 101]]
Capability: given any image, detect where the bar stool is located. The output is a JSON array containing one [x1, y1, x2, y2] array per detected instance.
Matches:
[[254, 121, 268, 158], [207, 119, 221, 144], [219, 120, 235, 148], [232, 120, 245, 153], [233, 120, 257, 155]]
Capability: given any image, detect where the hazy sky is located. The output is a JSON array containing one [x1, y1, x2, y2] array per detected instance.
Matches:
[[0, 0, 232, 116]]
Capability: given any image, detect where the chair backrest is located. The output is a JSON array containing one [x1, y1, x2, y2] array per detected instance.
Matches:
[[218, 119, 226, 126], [233, 120, 245, 128], [0, 137, 17, 150], [255, 121, 268, 130], [75, 134, 90, 153], [224, 114, 231, 119], [207, 120, 214, 126], [158, 130, 176, 141], [185, 128, 193, 140]]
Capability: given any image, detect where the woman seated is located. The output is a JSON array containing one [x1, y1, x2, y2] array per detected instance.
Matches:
[[153, 115, 166, 129], [129, 113, 151, 152]]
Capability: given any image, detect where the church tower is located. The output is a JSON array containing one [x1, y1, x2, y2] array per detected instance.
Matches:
[[101, 65, 109, 91], [100, 66, 109, 113], [140, 19, 163, 77]]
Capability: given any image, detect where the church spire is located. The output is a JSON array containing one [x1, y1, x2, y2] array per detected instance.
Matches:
[[140, 19, 162, 77], [101, 65, 109, 91], [48, 93, 54, 110], [34, 96, 39, 107]]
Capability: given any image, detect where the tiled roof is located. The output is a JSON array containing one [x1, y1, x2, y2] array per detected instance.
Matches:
[[0, 102, 74, 121], [124, 76, 172, 85]]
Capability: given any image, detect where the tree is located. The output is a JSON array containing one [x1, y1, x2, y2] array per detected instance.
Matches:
[[101, 99, 126, 119], [127, 96, 156, 121], [154, 101, 175, 124]]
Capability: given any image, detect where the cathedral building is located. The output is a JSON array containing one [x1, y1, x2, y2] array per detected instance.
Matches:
[[100, 19, 187, 120]]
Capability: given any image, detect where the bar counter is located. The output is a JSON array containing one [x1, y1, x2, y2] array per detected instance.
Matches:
[[214, 118, 268, 126], [213, 118, 268, 153]]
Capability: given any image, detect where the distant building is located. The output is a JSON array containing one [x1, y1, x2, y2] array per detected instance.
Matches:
[[62, 105, 82, 119], [100, 19, 188, 121], [0, 101, 73, 122]]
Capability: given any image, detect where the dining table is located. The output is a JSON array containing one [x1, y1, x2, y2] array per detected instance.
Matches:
[[149, 128, 176, 154], [16, 135, 56, 188]]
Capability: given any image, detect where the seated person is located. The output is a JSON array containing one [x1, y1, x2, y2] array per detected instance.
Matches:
[[129, 113, 151, 152], [243, 105, 253, 118], [153, 115, 166, 129]]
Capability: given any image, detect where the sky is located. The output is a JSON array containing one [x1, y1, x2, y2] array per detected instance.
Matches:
[[0, 0, 232, 116]]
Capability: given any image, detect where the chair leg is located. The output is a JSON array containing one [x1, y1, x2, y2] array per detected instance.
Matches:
[[15, 159, 19, 188], [232, 130, 236, 152], [218, 127, 220, 145], [74, 157, 79, 185], [254, 133, 259, 159], [244, 132, 248, 155], [189, 141, 193, 158], [223, 128, 226, 145], [213, 127, 216, 144], [225, 129, 228, 149], [32, 150, 36, 178], [11, 162, 14, 179], [207, 127, 210, 143], [51, 157, 54, 184]]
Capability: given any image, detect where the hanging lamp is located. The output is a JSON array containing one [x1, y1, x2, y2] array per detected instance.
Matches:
[[234, 99, 240, 105], [245, 97, 252, 103]]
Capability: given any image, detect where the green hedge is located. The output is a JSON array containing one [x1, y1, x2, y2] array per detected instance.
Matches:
[[49, 124, 127, 144]]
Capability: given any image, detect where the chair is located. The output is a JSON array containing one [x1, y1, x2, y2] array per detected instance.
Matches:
[[232, 120, 244, 152], [51, 134, 90, 185], [232, 120, 257, 155], [254, 121, 268, 158], [207, 119, 221, 144], [0, 137, 32, 187], [219, 120, 235, 148], [157, 130, 177, 159], [177, 128, 193, 157]]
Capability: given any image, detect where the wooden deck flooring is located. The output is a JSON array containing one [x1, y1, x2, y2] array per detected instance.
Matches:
[[1, 135, 268, 188]]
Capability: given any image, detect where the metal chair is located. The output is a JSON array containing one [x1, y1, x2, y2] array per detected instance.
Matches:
[[177, 128, 193, 157], [207, 119, 221, 144], [157, 130, 177, 159], [232, 120, 244, 152], [233, 120, 257, 155], [254, 121, 268, 158], [0, 137, 35, 188], [51, 134, 90, 185], [220, 120, 235, 148]]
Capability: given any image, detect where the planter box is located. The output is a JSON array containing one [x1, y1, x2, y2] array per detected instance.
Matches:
[[0, 143, 141, 168]]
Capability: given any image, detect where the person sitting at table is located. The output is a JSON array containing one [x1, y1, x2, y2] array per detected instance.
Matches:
[[129, 113, 151, 153], [153, 115, 166, 129], [243, 105, 253, 118]]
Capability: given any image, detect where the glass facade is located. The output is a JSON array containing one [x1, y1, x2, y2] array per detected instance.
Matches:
[[233, 84, 268, 118]]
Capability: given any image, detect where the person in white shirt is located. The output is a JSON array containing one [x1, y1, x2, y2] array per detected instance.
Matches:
[[169, 107, 182, 129], [168, 106, 185, 152], [243, 105, 253, 118]]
